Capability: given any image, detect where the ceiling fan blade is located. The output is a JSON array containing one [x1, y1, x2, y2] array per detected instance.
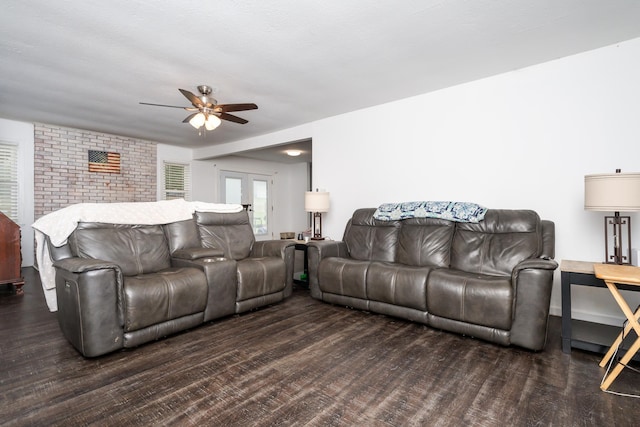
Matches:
[[216, 103, 258, 113], [219, 112, 249, 124], [139, 102, 186, 109], [179, 89, 204, 108], [182, 113, 198, 123]]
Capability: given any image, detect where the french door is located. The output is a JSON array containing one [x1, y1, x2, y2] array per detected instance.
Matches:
[[220, 171, 272, 239]]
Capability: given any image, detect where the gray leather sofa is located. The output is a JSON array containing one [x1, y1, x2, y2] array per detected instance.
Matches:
[[50, 210, 294, 357], [307, 208, 558, 351]]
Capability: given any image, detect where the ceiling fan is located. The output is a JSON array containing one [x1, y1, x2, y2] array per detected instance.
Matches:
[[140, 85, 258, 130]]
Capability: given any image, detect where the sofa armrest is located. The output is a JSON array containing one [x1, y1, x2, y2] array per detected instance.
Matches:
[[250, 240, 295, 258], [172, 247, 225, 260], [307, 240, 349, 299], [54, 257, 121, 274], [52, 257, 124, 357], [250, 240, 296, 297], [172, 257, 238, 322], [513, 257, 559, 273], [510, 257, 558, 351]]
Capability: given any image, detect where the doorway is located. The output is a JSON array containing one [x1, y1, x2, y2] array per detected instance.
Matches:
[[220, 170, 272, 239]]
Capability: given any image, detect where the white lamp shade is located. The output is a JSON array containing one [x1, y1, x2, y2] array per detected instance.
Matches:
[[305, 191, 330, 212], [585, 172, 640, 211], [189, 113, 206, 129], [204, 114, 221, 130]]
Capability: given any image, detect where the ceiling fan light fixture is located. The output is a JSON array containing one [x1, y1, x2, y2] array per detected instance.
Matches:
[[204, 114, 221, 131], [189, 112, 206, 129], [141, 86, 257, 130]]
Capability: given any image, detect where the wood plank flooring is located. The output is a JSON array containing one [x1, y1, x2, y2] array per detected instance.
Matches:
[[1, 268, 638, 426]]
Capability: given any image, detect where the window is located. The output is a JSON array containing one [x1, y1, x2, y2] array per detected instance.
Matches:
[[0, 143, 19, 221], [163, 162, 191, 200]]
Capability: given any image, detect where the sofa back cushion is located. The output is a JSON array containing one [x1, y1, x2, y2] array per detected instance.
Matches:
[[163, 218, 200, 255], [69, 223, 171, 276], [344, 208, 400, 262], [397, 218, 455, 267], [194, 210, 254, 260], [450, 209, 541, 276]]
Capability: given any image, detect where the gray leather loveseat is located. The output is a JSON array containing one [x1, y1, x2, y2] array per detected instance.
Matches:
[[307, 208, 558, 351], [50, 210, 294, 357]]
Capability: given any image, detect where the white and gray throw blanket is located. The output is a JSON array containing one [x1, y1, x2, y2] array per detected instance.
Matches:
[[373, 201, 487, 223]]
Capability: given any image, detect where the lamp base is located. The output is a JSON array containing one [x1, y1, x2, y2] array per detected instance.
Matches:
[[312, 212, 325, 242], [604, 213, 632, 265]]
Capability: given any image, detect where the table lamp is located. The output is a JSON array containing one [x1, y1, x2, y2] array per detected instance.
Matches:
[[584, 170, 640, 264], [305, 190, 330, 240]]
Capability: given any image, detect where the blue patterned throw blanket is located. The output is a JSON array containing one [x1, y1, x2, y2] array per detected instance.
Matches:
[[373, 201, 487, 223]]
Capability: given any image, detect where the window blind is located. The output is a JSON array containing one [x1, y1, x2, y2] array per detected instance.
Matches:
[[163, 162, 191, 200], [0, 143, 19, 221]]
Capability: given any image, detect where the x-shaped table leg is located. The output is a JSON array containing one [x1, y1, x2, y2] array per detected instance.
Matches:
[[598, 279, 640, 391]]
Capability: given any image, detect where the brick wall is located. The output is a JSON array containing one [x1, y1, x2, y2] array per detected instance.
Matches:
[[34, 124, 157, 218]]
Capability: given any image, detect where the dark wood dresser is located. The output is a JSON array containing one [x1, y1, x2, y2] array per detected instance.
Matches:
[[0, 211, 24, 294]]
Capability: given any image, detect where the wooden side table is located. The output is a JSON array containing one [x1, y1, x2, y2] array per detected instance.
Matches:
[[292, 241, 309, 288], [593, 263, 640, 391], [560, 260, 640, 355]]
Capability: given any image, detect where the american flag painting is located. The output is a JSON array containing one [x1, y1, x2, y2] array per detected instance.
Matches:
[[88, 150, 121, 173]]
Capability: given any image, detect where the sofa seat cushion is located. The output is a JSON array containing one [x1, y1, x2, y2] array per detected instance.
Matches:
[[123, 267, 207, 332], [427, 269, 513, 330], [236, 257, 286, 301], [366, 262, 430, 311], [318, 257, 370, 299]]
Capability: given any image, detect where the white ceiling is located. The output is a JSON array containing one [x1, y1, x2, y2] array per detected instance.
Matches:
[[2, 1, 640, 153]]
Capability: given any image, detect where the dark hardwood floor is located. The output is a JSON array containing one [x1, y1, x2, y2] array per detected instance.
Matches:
[[1, 268, 638, 426]]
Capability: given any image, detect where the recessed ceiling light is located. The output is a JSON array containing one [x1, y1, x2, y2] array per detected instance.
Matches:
[[285, 149, 302, 156]]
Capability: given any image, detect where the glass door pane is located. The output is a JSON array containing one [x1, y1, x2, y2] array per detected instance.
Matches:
[[219, 170, 272, 240], [252, 178, 268, 237], [224, 176, 243, 204]]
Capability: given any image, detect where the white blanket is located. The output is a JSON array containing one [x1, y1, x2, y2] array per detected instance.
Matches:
[[32, 199, 243, 312]]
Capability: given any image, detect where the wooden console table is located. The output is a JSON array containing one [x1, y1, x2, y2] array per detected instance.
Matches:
[[560, 260, 640, 355], [592, 263, 640, 391]]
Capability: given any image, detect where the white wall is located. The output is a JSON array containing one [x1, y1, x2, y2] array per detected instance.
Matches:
[[193, 123, 314, 160], [0, 118, 34, 266], [312, 38, 640, 325], [159, 143, 309, 239], [207, 37, 640, 326], [209, 156, 309, 240], [157, 143, 224, 202]]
